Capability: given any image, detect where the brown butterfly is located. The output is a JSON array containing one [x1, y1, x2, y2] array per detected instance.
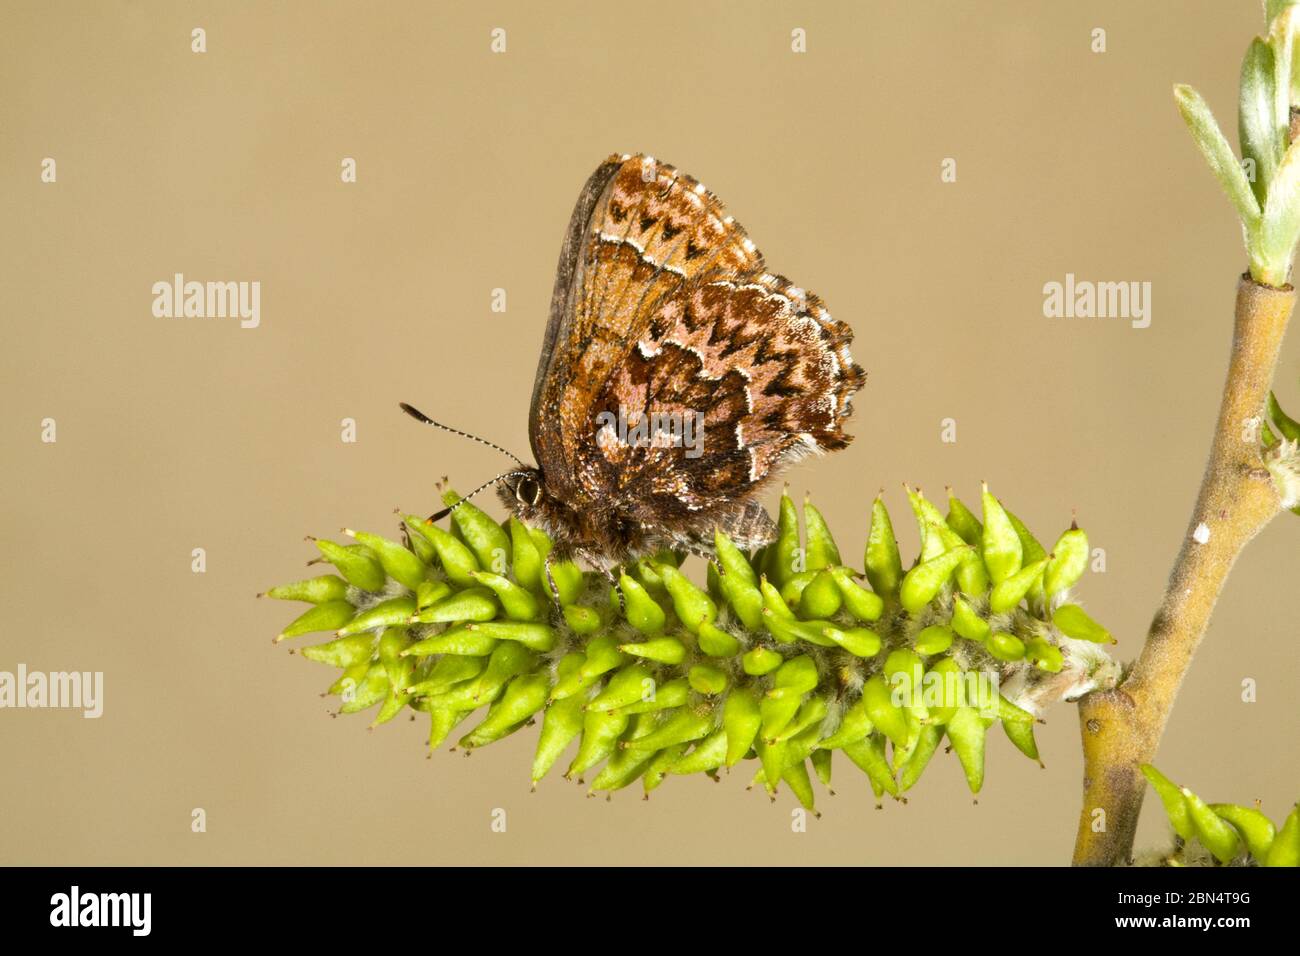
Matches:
[[403, 153, 865, 578]]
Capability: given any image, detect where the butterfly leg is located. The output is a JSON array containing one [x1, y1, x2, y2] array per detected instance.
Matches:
[[696, 549, 726, 586], [577, 549, 625, 613], [672, 533, 723, 575], [607, 565, 626, 614], [542, 552, 563, 612]]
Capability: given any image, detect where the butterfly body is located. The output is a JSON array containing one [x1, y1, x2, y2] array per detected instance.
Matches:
[[498, 153, 866, 570]]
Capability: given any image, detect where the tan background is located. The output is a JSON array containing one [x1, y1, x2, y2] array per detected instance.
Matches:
[[2, 0, 1297, 866]]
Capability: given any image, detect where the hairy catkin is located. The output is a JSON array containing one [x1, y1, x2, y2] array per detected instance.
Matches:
[[266, 486, 1124, 812]]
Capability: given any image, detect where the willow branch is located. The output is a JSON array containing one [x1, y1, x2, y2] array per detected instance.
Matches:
[[1071, 276, 1293, 867]]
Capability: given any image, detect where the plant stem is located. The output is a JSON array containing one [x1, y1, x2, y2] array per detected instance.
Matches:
[[1071, 275, 1294, 866]]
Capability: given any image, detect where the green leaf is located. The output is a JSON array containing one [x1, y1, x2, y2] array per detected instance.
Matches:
[[1257, 139, 1300, 283], [1269, 8, 1298, 136], [1140, 764, 1196, 842], [1271, 391, 1300, 439], [1175, 84, 1262, 229], [1241, 39, 1281, 205]]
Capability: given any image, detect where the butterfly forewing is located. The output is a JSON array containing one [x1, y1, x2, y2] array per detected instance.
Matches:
[[522, 153, 865, 560]]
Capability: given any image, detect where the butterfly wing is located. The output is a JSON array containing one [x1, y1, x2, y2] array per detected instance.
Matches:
[[530, 155, 766, 492], [529, 154, 865, 547], [591, 272, 865, 540], [528, 156, 623, 464]]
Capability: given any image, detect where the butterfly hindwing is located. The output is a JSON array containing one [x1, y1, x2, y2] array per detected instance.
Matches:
[[582, 273, 864, 526]]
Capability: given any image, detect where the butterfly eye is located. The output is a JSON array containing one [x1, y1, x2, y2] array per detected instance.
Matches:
[[515, 477, 542, 507]]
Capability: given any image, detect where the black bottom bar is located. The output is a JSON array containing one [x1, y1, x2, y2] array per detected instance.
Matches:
[[0, 865, 1287, 939]]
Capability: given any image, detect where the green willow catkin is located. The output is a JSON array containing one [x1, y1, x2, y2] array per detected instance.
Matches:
[[1139, 764, 1298, 867], [264, 485, 1123, 813]]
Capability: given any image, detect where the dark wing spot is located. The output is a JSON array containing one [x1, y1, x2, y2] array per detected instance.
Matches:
[[706, 317, 732, 346], [639, 215, 656, 234], [753, 337, 794, 367], [682, 299, 705, 333], [609, 202, 627, 223], [718, 340, 743, 358], [684, 240, 704, 260], [661, 221, 681, 242], [762, 367, 802, 398]]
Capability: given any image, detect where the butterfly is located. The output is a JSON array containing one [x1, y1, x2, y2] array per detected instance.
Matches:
[[404, 153, 865, 577]]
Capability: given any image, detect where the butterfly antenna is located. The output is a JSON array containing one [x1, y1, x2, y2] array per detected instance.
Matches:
[[399, 402, 527, 468], [427, 470, 532, 523]]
